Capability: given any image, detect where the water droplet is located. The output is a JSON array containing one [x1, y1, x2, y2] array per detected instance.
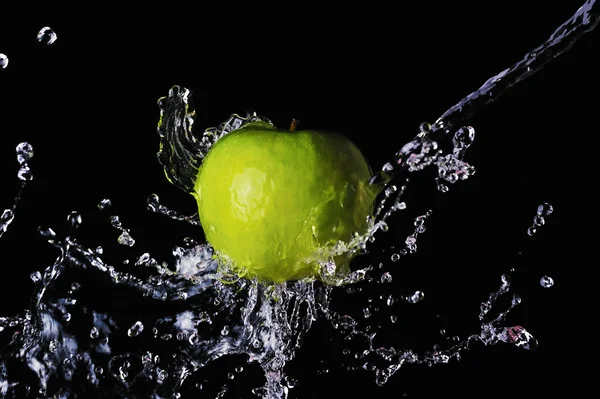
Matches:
[[16, 142, 34, 164], [118, 231, 135, 247], [156, 369, 167, 384], [0, 53, 8, 69], [128, 321, 144, 337], [18, 165, 33, 181], [419, 122, 432, 133], [405, 235, 417, 252], [30, 271, 41, 283], [382, 163, 394, 172], [49, 340, 58, 352], [380, 272, 392, 283], [453, 126, 476, 148], [408, 291, 424, 304], [98, 198, 112, 210], [533, 215, 545, 226], [392, 201, 407, 211], [90, 327, 99, 339], [37, 226, 57, 241], [136, 253, 151, 266], [147, 194, 160, 211], [511, 294, 521, 306], [384, 185, 397, 197], [67, 211, 82, 228], [540, 275, 554, 288], [537, 202, 553, 216], [1, 209, 14, 224], [363, 307, 371, 318], [110, 215, 121, 228], [37, 27, 57, 45], [386, 295, 395, 307]]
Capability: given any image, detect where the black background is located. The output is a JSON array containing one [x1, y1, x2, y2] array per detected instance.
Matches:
[[0, 1, 596, 397]]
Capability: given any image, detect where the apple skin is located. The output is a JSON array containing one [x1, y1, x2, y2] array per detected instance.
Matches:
[[193, 120, 379, 283]]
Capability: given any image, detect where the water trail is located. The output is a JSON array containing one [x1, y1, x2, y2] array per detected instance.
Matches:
[[368, 0, 600, 188], [0, 143, 34, 239]]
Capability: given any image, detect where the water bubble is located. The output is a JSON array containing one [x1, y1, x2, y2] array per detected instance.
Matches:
[[0, 53, 8, 69], [17, 165, 33, 181], [118, 231, 135, 246], [408, 291, 424, 304], [64, 313, 72, 322], [235, 366, 244, 373], [220, 326, 229, 336], [128, 321, 144, 337], [97, 198, 112, 210], [540, 275, 554, 288], [419, 122, 432, 133], [16, 142, 34, 164], [537, 202, 553, 216], [527, 227, 537, 236], [94, 246, 104, 255], [37, 27, 57, 45]]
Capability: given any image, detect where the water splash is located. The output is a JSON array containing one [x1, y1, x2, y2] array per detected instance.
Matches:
[[0, 1, 596, 398], [156, 86, 271, 194]]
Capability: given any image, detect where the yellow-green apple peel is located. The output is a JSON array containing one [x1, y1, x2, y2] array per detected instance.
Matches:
[[193, 120, 379, 283]]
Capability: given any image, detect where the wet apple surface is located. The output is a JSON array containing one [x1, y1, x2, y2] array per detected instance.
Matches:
[[193, 120, 380, 283]]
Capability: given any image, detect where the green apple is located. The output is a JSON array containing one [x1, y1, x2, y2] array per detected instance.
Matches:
[[193, 120, 380, 283]]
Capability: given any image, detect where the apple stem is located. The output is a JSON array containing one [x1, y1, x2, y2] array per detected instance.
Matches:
[[290, 118, 300, 132]]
